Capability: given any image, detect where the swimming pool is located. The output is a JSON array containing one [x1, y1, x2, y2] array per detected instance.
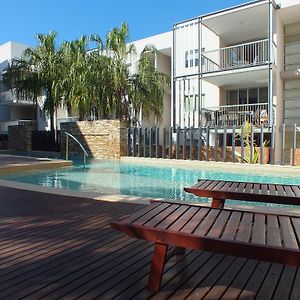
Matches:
[[1, 159, 300, 207]]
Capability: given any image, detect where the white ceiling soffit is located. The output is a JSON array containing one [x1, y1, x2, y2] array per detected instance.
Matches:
[[202, 67, 269, 89], [202, 2, 269, 45], [278, 3, 300, 25]]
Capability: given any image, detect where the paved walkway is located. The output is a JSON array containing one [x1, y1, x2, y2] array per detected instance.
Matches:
[[0, 186, 299, 299]]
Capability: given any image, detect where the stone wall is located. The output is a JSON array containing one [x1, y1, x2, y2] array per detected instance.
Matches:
[[8, 121, 36, 152], [60, 120, 127, 159]]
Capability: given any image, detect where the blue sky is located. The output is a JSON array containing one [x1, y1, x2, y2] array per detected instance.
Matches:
[[1, 0, 248, 46]]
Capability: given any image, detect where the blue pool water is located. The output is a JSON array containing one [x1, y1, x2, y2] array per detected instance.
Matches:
[[1, 159, 300, 206]]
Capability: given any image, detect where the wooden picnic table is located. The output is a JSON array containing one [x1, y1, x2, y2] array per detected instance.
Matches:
[[184, 179, 300, 208]]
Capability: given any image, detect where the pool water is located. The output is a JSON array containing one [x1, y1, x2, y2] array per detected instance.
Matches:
[[1, 159, 300, 206]]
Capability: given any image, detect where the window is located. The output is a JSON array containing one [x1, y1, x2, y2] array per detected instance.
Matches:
[[185, 51, 189, 68], [195, 49, 199, 66], [190, 50, 194, 67], [227, 87, 268, 105]]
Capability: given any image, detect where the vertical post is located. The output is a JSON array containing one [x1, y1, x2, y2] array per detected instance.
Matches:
[[168, 127, 172, 159], [176, 127, 180, 160], [270, 124, 275, 165], [137, 127, 141, 157], [241, 124, 244, 164], [127, 128, 131, 156], [162, 127, 166, 159], [83, 153, 86, 166], [292, 123, 297, 166], [183, 127, 186, 160], [206, 126, 210, 161], [66, 134, 69, 160], [260, 125, 264, 164], [132, 127, 136, 157], [232, 126, 236, 163], [281, 123, 285, 165], [198, 127, 202, 161], [250, 125, 254, 163], [214, 126, 218, 162], [190, 126, 193, 160], [149, 127, 153, 158], [155, 127, 159, 159], [222, 126, 227, 162], [143, 127, 147, 158]]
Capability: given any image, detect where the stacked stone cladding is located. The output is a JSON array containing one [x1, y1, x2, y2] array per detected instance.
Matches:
[[60, 120, 127, 159]]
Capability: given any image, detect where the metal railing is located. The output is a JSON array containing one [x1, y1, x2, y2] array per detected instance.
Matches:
[[126, 124, 300, 166], [202, 39, 269, 73], [64, 132, 89, 165], [0, 90, 35, 104], [201, 103, 269, 127]]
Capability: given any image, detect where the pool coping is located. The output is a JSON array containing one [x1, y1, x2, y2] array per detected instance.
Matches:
[[0, 154, 72, 174], [121, 157, 300, 176]]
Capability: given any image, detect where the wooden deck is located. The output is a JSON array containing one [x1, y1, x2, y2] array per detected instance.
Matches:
[[0, 186, 300, 299]]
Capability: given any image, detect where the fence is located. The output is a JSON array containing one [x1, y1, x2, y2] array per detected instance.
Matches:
[[126, 124, 300, 166]]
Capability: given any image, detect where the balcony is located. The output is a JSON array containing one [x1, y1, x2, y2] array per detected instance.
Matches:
[[202, 39, 269, 73], [0, 90, 34, 104], [201, 103, 269, 127]]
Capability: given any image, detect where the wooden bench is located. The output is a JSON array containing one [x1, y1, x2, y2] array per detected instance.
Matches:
[[111, 200, 300, 291], [184, 179, 300, 208]]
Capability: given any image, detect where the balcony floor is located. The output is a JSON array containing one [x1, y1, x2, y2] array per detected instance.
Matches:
[[0, 186, 299, 299]]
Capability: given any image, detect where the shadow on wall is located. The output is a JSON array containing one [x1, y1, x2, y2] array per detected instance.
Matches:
[[60, 120, 127, 160]]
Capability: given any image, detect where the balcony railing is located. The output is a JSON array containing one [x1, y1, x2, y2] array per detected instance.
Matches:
[[0, 90, 34, 104], [201, 103, 269, 127], [202, 39, 269, 73]]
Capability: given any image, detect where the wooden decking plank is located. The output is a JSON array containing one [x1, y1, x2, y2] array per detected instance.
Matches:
[[221, 259, 259, 300], [187, 255, 237, 299], [180, 207, 210, 234], [144, 204, 179, 227], [272, 265, 297, 300], [196, 180, 214, 190], [202, 257, 247, 300], [167, 206, 200, 231], [0, 233, 140, 291], [235, 212, 253, 242], [119, 249, 198, 300], [196, 179, 210, 189], [156, 205, 190, 230], [207, 210, 231, 238], [279, 216, 298, 249], [237, 261, 271, 299], [14, 240, 154, 300], [221, 211, 242, 240], [251, 214, 266, 245], [147, 251, 213, 300], [193, 209, 221, 235], [167, 254, 225, 300], [255, 263, 284, 300], [290, 268, 300, 300], [266, 215, 282, 247], [204, 180, 221, 191]]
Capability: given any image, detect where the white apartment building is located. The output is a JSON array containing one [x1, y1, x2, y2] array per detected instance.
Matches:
[[0, 41, 36, 133]]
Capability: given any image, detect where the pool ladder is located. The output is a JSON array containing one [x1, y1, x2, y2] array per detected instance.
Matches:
[[64, 132, 89, 166]]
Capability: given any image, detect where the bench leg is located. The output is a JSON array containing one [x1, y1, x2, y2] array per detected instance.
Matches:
[[211, 198, 225, 208], [148, 242, 168, 292]]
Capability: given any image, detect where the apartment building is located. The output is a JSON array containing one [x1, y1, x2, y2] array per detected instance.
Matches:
[[0, 41, 36, 134]]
